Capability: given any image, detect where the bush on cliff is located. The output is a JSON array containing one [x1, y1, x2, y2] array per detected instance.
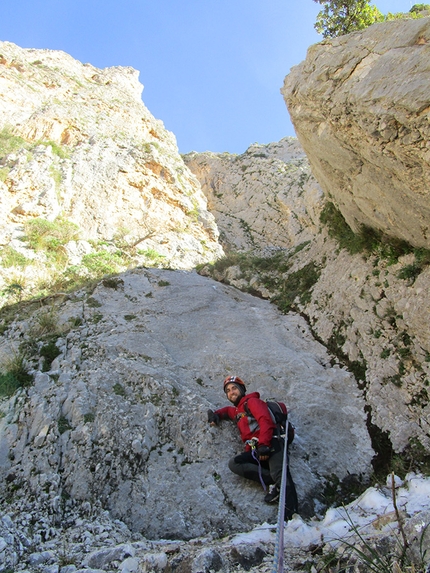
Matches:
[[313, 0, 428, 38], [313, 0, 383, 38]]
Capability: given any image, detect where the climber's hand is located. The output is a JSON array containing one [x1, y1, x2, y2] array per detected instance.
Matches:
[[207, 409, 220, 426], [257, 445, 271, 461]]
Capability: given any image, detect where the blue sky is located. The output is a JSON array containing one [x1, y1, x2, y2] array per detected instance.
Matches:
[[0, 0, 415, 154]]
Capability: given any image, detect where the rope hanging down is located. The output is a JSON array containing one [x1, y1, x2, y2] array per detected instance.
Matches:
[[246, 438, 267, 492], [271, 417, 290, 573]]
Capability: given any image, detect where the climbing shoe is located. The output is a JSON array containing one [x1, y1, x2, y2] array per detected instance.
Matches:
[[264, 484, 280, 503]]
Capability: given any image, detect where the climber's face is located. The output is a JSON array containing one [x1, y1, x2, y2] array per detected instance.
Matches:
[[225, 383, 241, 405]]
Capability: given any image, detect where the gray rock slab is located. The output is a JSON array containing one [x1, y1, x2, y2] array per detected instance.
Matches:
[[0, 268, 374, 540]]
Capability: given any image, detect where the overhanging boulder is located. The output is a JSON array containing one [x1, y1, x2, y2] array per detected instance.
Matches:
[[282, 17, 430, 249]]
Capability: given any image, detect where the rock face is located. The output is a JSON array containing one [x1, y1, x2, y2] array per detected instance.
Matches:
[[184, 138, 323, 252], [1, 29, 430, 573], [281, 18, 430, 249], [199, 221, 430, 456], [0, 41, 222, 276], [0, 269, 373, 541]]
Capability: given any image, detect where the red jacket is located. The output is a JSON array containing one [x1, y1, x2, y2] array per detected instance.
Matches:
[[215, 392, 276, 449]]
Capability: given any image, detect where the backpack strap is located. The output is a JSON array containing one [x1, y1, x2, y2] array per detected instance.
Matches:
[[246, 399, 295, 443], [244, 400, 281, 439]]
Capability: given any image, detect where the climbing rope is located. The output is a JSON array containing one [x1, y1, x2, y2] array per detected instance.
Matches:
[[246, 438, 267, 492], [271, 419, 289, 573]]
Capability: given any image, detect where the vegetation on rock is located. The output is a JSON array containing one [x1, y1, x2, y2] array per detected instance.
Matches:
[[313, 0, 429, 37], [320, 202, 430, 275], [0, 350, 32, 397], [313, 0, 383, 37]]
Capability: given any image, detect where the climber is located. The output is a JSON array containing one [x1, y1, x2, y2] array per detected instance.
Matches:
[[207, 375, 298, 520]]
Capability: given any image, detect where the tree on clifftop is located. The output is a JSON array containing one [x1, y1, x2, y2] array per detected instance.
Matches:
[[410, 4, 430, 12], [313, 0, 383, 37]]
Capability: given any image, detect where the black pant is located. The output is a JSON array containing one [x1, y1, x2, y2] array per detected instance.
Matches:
[[228, 437, 298, 519]]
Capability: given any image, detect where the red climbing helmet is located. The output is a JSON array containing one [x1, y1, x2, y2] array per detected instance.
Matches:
[[223, 375, 246, 393]]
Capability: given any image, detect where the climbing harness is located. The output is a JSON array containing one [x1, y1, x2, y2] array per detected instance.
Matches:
[[271, 418, 290, 573], [246, 438, 267, 492]]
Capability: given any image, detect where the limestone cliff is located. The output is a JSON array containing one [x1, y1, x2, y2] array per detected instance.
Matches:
[[1, 27, 430, 573], [281, 17, 430, 249], [184, 138, 323, 252], [0, 40, 222, 299], [0, 268, 373, 539], [187, 19, 430, 459]]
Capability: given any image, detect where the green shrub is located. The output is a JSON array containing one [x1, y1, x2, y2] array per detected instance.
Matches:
[[58, 415, 72, 434], [138, 248, 166, 263], [248, 252, 292, 274], [384, 10, 424, 21], [0, 351, 33, 397], [314, 0, 383, 38], [388, 374, 403, 387], [321, 473, 369, 507], [205, 250, 292, 277], [1, 282, 25, 302], [0, 127, 27, 158], [204, 252, 245, 274], [272, 263, 320, 313], [102, 277, 124, 289], [410, 3, 430, 13], [49, 165, 63, 189], [113, 383, 126, 396], [36, 310, 60, 336], [24, 217, 80, 250], [398, 347, 412, 359], [37, 140, 70, 159], [86, 297, 102, 308], [59, 265, 88, 290], [24, 217, 80, 266], [198, 248, 320, 315], [0, 371, 25, 397], [377, 238, 413, 265], [314, 0, 427, 40], [415, 247, 430, 267], [187, 203, 200, 221], [397, 247, 430, 282], [91, 313, 103, 324], [388, 437, 430, 480], [348, 360, 367, 383], [112, 227, 131, 249], [81, 251, 125, 276], [320, 203, 430, 274], [320, 202, 380, 254], [0, 166, 10, 182], [40, 341, 61, 371], [0, 129, 71, 161], [397, 263, 420, 282], [48, 257, 128, 294], [1, 246, 29, 268]]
